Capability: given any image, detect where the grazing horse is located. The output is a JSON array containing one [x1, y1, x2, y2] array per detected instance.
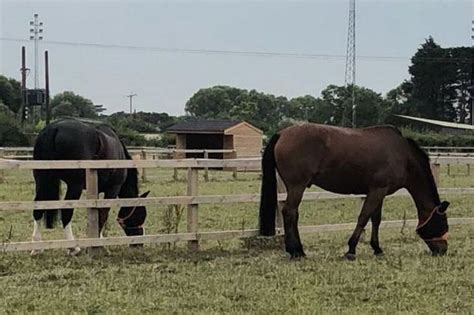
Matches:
[[32, 118, 150, 255], [259, 123, 449, 260]]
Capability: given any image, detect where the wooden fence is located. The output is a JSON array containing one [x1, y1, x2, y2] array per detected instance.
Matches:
[[1, 158, 474, 254]]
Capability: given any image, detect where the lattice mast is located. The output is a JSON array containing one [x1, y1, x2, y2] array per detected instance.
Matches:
[[344, 0, 356, 128]]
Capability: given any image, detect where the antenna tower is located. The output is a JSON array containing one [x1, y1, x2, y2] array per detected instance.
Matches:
[[344, 0, 356, 128]]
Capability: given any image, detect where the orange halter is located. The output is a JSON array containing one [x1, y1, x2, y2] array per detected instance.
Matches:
[[416, 206, 448, 242]]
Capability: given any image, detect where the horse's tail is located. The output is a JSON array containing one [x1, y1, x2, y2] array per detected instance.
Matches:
[[259, 133, 280, 236], [33, 125, 60, 229], [43, 179, 60, 229]]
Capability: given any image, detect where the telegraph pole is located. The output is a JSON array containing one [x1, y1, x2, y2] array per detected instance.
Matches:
[[126, 93, 137, 114], [20, 46, 29, 126], [471, 19, 473, 125], [45, 51, 50, 124]]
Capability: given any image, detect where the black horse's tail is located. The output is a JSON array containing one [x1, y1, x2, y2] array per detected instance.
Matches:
[[43, 179, 60, 229], [33, 126, 60, 229], [259, 133, 280, 236]]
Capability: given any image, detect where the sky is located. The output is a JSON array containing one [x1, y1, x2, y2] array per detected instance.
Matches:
[[0, 0, 472, 115]]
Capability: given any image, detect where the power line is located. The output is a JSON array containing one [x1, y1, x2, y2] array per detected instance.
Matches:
[[1, 37, 473, 63]]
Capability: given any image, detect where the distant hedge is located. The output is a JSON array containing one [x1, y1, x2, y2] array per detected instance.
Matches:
[[401, 128, 474, 147]]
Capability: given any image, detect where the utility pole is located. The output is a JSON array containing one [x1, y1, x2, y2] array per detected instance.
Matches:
[[45, 51, 50, 124], [344, 0, 356, 128], [20, 46, 29, 126], [471, 19, 473, 125], [126, 93, 137, 114], [29, 13, 43, 89]]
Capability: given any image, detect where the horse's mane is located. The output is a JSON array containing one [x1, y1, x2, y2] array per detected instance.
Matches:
[[405, 138, 440, 204]]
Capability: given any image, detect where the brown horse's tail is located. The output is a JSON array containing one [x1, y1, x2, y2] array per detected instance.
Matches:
[[259, 134, 280, 236]]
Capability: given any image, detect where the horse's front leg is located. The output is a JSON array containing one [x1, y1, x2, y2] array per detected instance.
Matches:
[[370, 203, 384, 256], [345, 188, 387, 261], [99, 185, 122, 237], [282, 187, 306, 259]]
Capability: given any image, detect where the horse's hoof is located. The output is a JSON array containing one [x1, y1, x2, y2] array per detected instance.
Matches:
[[289, 249, 306, 260], [374, 251, 384, 257], [344, 253, 356, 261], [30, 249, 43, 256], [67, 247, 81, 256]]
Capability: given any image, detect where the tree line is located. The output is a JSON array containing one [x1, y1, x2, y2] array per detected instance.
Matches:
[[0, 37, 472, 146]]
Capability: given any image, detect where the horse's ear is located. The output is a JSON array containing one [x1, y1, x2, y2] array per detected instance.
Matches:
[[140, 191, 150, 198], [438, 201, 450, 213]]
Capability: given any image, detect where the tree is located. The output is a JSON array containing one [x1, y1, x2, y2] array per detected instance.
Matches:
[[185, 86, 242, 119], [0, 75, 22, 114], [318, 85, 386, 127], [0, 103, 28, 146], [448, 46, 473, 123], [50, 91, 98, 119], [409, 37, 457, 121], [185, 86, 285, 134], [387, 38, 473, 123]]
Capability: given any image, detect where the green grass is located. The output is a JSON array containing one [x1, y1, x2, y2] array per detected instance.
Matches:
[[0, 166, 473, 313]]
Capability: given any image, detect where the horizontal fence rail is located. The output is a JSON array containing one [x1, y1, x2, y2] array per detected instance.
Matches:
[[2, 188, 474, 211], [1, 158, 474, 254], [4, 145, 474, 159], [3, 218, 474, 253], [1, 156, 474, 171]]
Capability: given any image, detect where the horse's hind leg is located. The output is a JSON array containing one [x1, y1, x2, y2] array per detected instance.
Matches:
[[31, 210, 44, 255], [31, 170, 60, 256], [282, 186, 306, 258], [369, 202, 384, 256], [345, 188, 387, 261], [62, 183, 83, 256]]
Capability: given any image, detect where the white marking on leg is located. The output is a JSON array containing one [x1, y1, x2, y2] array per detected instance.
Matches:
[[32, 220, 42, 241], [64, 223, 74, 240], [64, 223, 81, 256], [30, 220, 43, 256]]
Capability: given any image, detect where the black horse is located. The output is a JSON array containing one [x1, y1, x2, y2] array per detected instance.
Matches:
[[32, 118, 150, 255], [259, 123, 449, 259]]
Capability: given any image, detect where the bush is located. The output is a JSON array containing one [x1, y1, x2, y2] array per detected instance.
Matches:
[[401, 128, 474, 147], [0, 105, 29, 146]]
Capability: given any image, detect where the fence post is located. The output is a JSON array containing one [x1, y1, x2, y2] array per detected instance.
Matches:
[[0, 148, 4, 184], [431, 163, 441, 185], [187, 167, 199, 251], [86, 168, 99, 255], [203, 150, 209, 182], [140, 150, 147, 182]]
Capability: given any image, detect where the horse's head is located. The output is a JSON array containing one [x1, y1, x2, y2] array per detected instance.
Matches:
[[416, 201, 449, 256], [117, 190, 150, 236]]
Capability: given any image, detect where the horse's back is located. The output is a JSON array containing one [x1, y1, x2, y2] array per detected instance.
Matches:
[[34, 119, 122, 160], [275, 123, 409, 194]]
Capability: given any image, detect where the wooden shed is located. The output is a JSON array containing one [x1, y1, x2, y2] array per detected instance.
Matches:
[[167, 120, 263, 159]]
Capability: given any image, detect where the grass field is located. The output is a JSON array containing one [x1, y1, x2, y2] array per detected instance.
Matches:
[[0, 166, 473, 313]]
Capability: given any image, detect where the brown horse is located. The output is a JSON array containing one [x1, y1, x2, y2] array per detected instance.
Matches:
[[259, 123, 449, 260]]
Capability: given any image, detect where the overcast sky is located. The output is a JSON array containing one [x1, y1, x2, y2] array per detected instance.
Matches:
[[0, 0, 472, 115]]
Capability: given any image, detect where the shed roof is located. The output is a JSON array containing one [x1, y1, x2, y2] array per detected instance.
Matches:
[[396, 115, 474, 131], [167, 120, 262, 134]]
